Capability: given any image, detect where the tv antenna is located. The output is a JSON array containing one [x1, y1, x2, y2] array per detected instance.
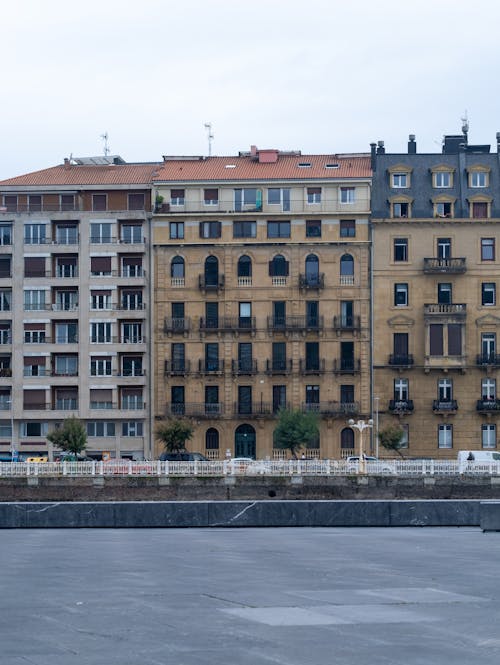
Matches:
[[461, 111, 469, 137], [204, 122, 214, 157], [101, 132, 110, 157]]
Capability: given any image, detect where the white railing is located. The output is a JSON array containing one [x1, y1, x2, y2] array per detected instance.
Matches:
[[1, 460, 500, 477]]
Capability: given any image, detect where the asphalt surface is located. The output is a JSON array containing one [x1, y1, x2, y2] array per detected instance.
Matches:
[[1, 527, 499, 664]]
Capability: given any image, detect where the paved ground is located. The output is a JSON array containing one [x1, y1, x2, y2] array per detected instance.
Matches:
[[1, 527, 500, 664]]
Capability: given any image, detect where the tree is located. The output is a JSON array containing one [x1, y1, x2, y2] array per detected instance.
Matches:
[[273, 409, 319, 459], [378, 424, 406, 458], [156, 418, 195, 456], [47, 417, 87, 458]]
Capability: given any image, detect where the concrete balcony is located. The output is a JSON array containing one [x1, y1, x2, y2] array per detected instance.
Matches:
[[424, 303, 466, 320], [267, 315, 323, 333], [388, 354, 414, 368], [199, 316, 255, 333], [333, 315, 361, 332], [423, 257, 467, 274], [333, 359, 360, 374], [300, 401, 360, 417], [299, 273, 325, 289], [164, 360, 191, 376], [231, 359, 258, 375], [164, 317, 191, 334]]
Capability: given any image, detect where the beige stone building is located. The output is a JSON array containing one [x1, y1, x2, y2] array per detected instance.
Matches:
[[152, 147, 372, 459], [372, 132, 500, 457]]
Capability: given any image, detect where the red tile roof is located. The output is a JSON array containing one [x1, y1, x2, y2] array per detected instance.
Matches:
[[0, 163, 161, 188], [153, 153, 372, 182]]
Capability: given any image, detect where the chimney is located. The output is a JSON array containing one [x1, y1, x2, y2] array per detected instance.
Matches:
[[250, 145, 258, 159], [376, 140, 385, 155], [408, 134, 417, 154], [496, 132, 500, 153], [63, 158, 71, 170], [370, 143, 377, 171]]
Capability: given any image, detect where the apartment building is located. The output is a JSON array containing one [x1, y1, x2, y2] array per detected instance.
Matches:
[[0, 156, 158, 460], [372, 129, 500, 456], [152, 146, 372, 459]]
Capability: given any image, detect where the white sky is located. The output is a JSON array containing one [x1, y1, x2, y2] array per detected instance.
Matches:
[[1, 0, 500, 179]]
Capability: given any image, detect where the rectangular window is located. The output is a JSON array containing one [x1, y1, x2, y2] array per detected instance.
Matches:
[[199, 221, 221, 239], [91, 291, 111, 310], [305, 220, 321, 238], [437, 283, 452, 304], [24, 289, 46, 311], [272, 385, 287, 413], [435, 202, 452, 218], [29, 194, 42, 212], [482, 283, 496, 306], [54, 355, 78, 376], [438, 379, 452, 401], [170, 189, 185, 205], [120, 289, 143, 311], [204, 189, 218, 205], [437, 238, 451, 259], [267, 188, 290, 211], [472, 202, 488, 218], [429, 324, 443, 356], [267, 221, 291, 238], [122, 421, 143, 437], [55, 322, 77, 344], [305, 342, 319, 371], [340, 187, 355, 203], [394, 238, 408, 262], [21, 422, 48, 437], [128, 193, 145, 210], [438, 424, 453, 449], [393, 333, 409, 358], [24, 257, 46, 278], [393, 202, 409, 218], [340, 220, 355, 237], [90, 223, 112, 243], [394, 283, 408, 307], [481, 238, 495, 261], [394, 378, 409, 400], [448, 324, 462, 356], [238, 386, 252, 415], [471, 171, 487, 187], [3, 195, 17, 212], [122, 322, 142, 343], [120, 224, 142, 243], [434, 172, 451, 188], [0, 256, 10, 278], [392, 173, 407, 188], [169, 222, 184, 239], [0, 290, 12, 312], [234, 188, 259, 211], [92, 194, 107, 211], [87, 421, 115, 437], [340, 384, 354, 404], [204, 343, 219, 371], [56, 224, 78, 244], [0, 224, 12, 245], [305, 385, 320, 405], [90, 322, 112, 344], [60, 195, 75, 212], [482, 424, 496, 449], [233, 221, 256, 238], [90, 256, 112, 276], [24, 224, 46, 245], [307, 187, 321, 204], [24, 323, 45, 343], [90, 357, 112, 376], [238, 342, 253, 372]]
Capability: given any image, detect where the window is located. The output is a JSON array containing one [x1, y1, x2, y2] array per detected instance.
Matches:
[[90, 357, 112, 376], [268, 254, 289, 277], [437, 283, 452, 305], [23, 389, 46, 411], [399, 425, 409, 449], [122, 355, 143, 377], [267, 188, 290, 211], [171, 256, 185, 279], [90, 257, 112, 276], [121, 387, 142, 410], [92, 194, 107, 211], [87, 421, 115, 437], [24, 257, 46, 278], [30, 195, 42, 212], [204, 343, 218, 372], [394, 378, 409, 400], [0, 256, 10, 278], [481, 378, 496, 400], [438, 424, 453, 449], [122, 322, 142, 343], [237, 255, 252, 278], [481, 238, 495, 261], [435, 201, 453, 218], [471, 201, 489, 218], [340, 220, 355, 237], [239, 302, 252, 328], [340, 254, 354, 278], [306, 301, 319, 328], [24, 224, 46, 244], [238, 342, 253, 373], [23, 357, 46, 377], [233, 221, 256, 238], [122, 421, 143, 437], [205, 301, 218, 328], [437, 238, 451, 259], [54, 290, 78, 311], [24, 324, 45, 343], [121, 256, 143, 277], [482, 334, 496, 360], [55, 322, 78, 344], [304, 254, 320, 286], [3, 195, 17, 212], [24, 289, 46, 311], [306, 220, 321, 238], [237, 386, 252, 415], [272, 385, 287, 413], [470, 171, 488, 187], [60, 195, 75, 212], [429, 324, 462, 356], [54, 355, 78, 376], [91, 291, 111, 310], [199, 221, 221, 239], [128, 193, 145, 210], [340, 384, 354, 404], [55, 256, 78, 278], [305, 342, 320, 371], [55, 224, 78, 244], [393, 201, 409, 218], [234, 188, 260, 211], [438, 379, 452, 402], [90, 223, 112, 243], [482, 424, 496, 449], [170, 388, 184, 413], [90, 388, 113, 409], [307, 187, 321, 204], [90, 322, 112, 344], [120, 289, 143, 310], [0, 224, 12, 245], [0, 290, 11, 311], [482, 283, 496, 306], [204, 189, 218, 205], [170, 222, 184, 239], [434, 171, 452, 188], [391, 173, 407, 188], [120, 224, 142, 243], [393, 333, 409, 361], [272, 342, 287, 371], [205, 428, 219, 450], [394, 238, 408, 262], [340, 187, 355, 203], [20, 422, 48, 437], [305, 385, 320, 407], [205, 386, 219, 414], [267, 221, 290, 238], [170, 189, 185, 205]]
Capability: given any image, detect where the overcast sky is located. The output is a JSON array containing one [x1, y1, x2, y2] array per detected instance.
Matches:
[[1, 0, 500, 179]]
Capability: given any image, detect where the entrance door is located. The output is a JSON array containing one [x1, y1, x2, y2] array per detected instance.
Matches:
[[234, 424, 256, 458]]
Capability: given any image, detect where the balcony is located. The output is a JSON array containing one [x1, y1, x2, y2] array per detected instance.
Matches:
[[0, 331, 11, 345], [388, 354, 414, 368], [165, 402, 224, 418], [164, 317, 191, 334], [164, 360, 191, 376], [301, 401, 360, 417], [299, 359, 326, 374], [476, 399, 500, 414], [423, 257, 467, 274], [432, 399, 458, 414], [299, 273, 325, 289], [265, 359, 293, 375], [389, 399, 414, 414], [231, 359, 258, 375], [333, 359, 360, 374], [477, 354, 500, 368], [198, 274, 225, 291], [0, 368, 12, 377], [198, 359, 225, 375], [233, 402, 273, 417], [199, 316, 256, 333], [267, 315, 323, 333], [333, 315, 361, 332], [424, 303, 466, 320]]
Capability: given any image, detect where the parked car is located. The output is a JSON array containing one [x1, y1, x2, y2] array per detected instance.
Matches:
[[457, 450, 500, 473], [227, 458, 269, 474], [345, 456, 395, 474], [159, 452, 208, 462]]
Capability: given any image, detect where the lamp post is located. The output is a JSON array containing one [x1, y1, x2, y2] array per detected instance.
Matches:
[[7, 397, 15, 461], [348, 418, 373, 474], [374, 396, 380, 458]]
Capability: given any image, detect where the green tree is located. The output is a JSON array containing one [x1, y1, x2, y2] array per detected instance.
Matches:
[[378, 424, 406, 458], [47, 417, 87, 458], [156, 418, 195, 457], [273, 409, 319, 459]]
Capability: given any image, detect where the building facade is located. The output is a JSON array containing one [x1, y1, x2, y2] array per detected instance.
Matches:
[[0, 156, 158, 460], [372, 130, 500, 456], [152, 147, 372, 459]]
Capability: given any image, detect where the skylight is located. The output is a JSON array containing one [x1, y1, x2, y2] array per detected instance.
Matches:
[[325, 163, 340, 169]]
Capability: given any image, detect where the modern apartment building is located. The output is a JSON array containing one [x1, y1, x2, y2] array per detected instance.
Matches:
[[0, 156, 158, 460], [371, 129, 500, 456], [152, 146, 372, 459]]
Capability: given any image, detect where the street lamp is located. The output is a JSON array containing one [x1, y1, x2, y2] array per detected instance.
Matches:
[[374, 396, 380, 457], [348, 418, 373, 474], [7, 397, 15, 461]]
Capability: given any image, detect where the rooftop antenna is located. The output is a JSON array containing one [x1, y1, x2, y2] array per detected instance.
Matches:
[[461, 111, 469, 138], [101, 132, 110, 157], [204, 122, 214, 157]]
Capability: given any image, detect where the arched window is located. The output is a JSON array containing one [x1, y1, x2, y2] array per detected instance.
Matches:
[[205, 428, 219, 450], [305, 254, 319, 285], [171, 256, 184, 278], [341, 427, 355, 450], [340, 254, 354, 276], [269, 254, 289, 277], [204, 255, 219, 286], [237, 255, 252, 278]]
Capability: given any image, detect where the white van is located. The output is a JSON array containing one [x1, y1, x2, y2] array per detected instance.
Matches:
[[457, 450, 500, 472]]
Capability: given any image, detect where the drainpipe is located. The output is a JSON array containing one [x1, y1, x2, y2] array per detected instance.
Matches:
[[147, 214, 154, 460]]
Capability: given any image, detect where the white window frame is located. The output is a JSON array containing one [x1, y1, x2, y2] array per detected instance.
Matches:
[[394, 283, 408, 307], [392, 173, 407, 188], [340, 187, 355, 204], [90, 322, 112, 344], [90, 223, 112, 243], [471, 171, 488, 188], [24, 289, 46, 311], [434, 172, 451, 188], [482, 424, 496, 449], [90, 357, 112, 376], [87, 421, 116, 437], [122, 421, 144, 436], [24, 224, 46, 245], [438, 424, 452, 449]]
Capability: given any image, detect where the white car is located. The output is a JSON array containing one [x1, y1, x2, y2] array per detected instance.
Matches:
[[227, 458, 269, 475], [345, 456, 395, 474]]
